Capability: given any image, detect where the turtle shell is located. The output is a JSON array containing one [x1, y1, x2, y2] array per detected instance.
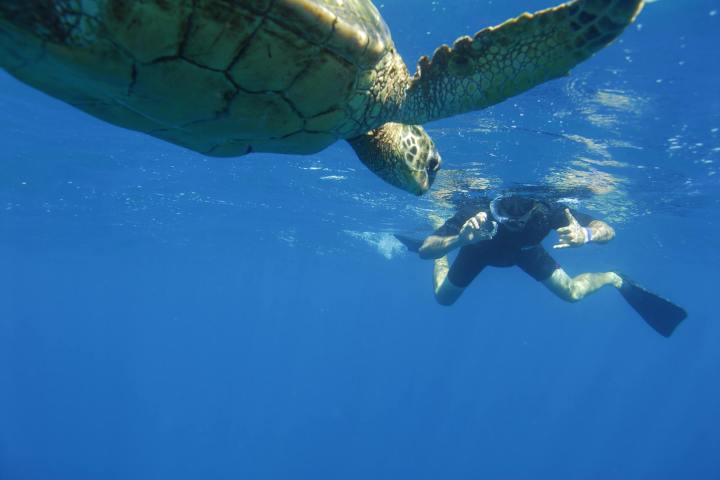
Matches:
[[0, 0, 395, 156]]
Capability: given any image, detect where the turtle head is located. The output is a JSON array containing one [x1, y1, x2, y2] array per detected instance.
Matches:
[[348, 123, 441, 195]]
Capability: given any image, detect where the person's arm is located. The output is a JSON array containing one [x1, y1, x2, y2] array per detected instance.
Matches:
[[419, 211, 488, 259], [419, 233, 464, 259], [553, 209, 614, 249], [585, 219, 614, 244]]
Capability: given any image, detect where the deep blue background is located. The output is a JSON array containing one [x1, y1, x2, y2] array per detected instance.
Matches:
[[1, 1, 719, 478]]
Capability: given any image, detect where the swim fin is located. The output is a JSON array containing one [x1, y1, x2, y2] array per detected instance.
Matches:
[[394, 234, 423, 253], [618, 274, 687, 337]]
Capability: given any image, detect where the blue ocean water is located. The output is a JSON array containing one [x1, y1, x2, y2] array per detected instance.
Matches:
[[0, 0, 718, 478]]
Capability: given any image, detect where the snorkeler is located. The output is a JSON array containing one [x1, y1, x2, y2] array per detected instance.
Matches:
[[396, 195, 686, 337]]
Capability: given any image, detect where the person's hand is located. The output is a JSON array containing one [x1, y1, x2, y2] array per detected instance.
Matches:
[[458, 212, 489, 245], [554, 209, 590, 249]]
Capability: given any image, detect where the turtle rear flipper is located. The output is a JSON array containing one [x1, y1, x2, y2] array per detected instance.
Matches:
[[400, 0, 644, 124]]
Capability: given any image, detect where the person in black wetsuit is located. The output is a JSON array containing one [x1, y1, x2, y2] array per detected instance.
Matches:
[[397, 194, 687, 336], [416, 195, 621, 306]]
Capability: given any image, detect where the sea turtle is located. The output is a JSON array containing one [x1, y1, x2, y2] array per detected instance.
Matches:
[[0, 0, 644, 194]]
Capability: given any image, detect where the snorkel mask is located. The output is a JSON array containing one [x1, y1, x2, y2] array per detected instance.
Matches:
[[490, 195, 545, 230]]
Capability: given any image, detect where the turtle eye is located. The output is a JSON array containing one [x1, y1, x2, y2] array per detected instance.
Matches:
[[428, 152, 441, 172]]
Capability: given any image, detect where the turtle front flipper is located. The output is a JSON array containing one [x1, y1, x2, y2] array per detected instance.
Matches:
[[400, 0, 644, 124], [347, 123, 442, 195]]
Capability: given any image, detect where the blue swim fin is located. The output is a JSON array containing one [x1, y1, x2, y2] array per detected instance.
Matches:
[[394, 234, 423, 253], [618, 275, 687, 337]]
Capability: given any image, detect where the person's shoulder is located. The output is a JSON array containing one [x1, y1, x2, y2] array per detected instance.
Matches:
[[455, 197, 490, 218]]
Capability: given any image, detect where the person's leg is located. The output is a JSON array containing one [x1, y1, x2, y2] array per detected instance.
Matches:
[[433, 255, 465, 305], [432, 244, 490, 306], [542, 268, 623, 303], [516, 246, 621, 303], [427, 212, 467, 305]]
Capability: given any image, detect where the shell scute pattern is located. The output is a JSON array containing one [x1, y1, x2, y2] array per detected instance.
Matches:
[[183, 1, 262, 70], [286, 53, 357, 118], [229, 18, 320, 92], [305, 109, 346, 132], [135, 60, 236, 126], [0, 0, 399, 156], [131, 0, 396, 155], [186, 90, 304, 142], [102, 1, 192, 63], [268, 0, 336, 47]]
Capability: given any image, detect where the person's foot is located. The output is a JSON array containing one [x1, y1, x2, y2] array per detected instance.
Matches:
[[609, 272, 624, 289]]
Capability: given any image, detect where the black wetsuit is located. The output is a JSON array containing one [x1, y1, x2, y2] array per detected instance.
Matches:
[[436, 200, 595, 287]]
